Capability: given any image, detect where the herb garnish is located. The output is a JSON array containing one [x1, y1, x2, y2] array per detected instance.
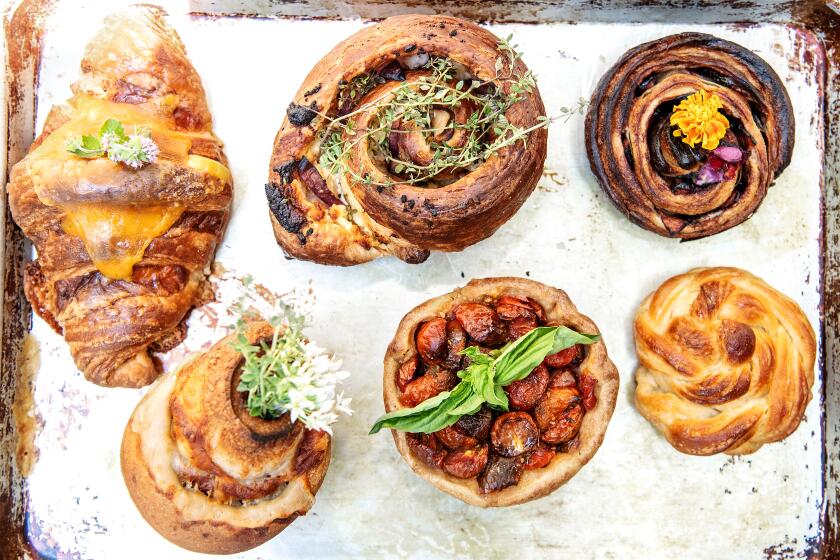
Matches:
[[369, 326, 599, 435], [316, 35, 587, 189], [65, 118, 160, 169], [230, 298, 352, 434]]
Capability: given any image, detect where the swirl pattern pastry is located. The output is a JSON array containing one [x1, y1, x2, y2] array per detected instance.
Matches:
[[585, 33, 794, 239], [634, 267, 815, 455], [121, 322, 331, 554], [7, 8, 232, 387], [383, 277, 619, 506], [267, 15, 547, 265]]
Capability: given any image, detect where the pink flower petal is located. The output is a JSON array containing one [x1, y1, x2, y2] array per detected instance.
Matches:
[[695, 164, 724, 186], [713, 145, 743, 163]]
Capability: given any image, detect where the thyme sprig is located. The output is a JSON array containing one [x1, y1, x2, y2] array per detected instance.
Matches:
[[314, 35, 586, 189]]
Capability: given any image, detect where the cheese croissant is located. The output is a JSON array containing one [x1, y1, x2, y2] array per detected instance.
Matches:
[[634, 267, 816, 455], [7, 8, 232, 387]]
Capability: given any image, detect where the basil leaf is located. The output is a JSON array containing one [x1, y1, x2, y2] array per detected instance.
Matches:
[[99, 118, 127, 142], [369, 381, 474, 434], [66, 134, 104, 158], [460, 345, 493, 366], [447, 392, 484, 416], [494, 326, 599, 386]]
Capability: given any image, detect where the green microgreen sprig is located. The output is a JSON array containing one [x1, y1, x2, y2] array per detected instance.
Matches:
[[368, 325, 599, 435], [65, 118, 160, 169]]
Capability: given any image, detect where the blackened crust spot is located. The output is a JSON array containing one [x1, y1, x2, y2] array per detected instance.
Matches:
[[303, 84, 322, 97], [265, 183, 307, 234], [287, 102, 318, 126], [274, 160, 297, 184], [404, 44, 416, 52]]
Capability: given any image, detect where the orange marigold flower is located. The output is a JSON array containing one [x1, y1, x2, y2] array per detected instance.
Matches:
[[670, 89, 730, 151]]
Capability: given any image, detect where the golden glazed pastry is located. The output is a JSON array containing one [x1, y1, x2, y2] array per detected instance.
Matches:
[[121, 322, 331, 554], [585, 33, 794, 239], [382, 278, 619, 507], [634, 267, 816, 455], [267, 15, 547, 265], [7, 8, 232, 387]]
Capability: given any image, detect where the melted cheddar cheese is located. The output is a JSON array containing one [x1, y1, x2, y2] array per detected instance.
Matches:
[[61, 204, 185, 280]]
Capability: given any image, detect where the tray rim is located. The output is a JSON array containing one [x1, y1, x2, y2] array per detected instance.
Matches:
[[1, 1, 838, 558]]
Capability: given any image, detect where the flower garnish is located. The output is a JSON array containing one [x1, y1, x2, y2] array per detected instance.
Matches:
[[670, 89, 729, 151], [231, 304, 352, 434], [369, 326, 599, 435], [66, 118, 159, 169]]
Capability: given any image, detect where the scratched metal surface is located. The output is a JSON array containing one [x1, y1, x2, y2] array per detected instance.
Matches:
[[5, 0, 829, 558]]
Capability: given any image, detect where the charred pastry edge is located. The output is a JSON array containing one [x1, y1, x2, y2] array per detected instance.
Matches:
[[266, 14, 547, 266], [120, 326, 332, 554], [584, 32, 795, 240], [382, 277, 620, 507]]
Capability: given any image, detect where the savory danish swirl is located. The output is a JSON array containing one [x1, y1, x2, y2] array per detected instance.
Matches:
[[7, 8, 232, 387], [634, 267, 816, 455], [383, 278, 619, 507], [585, 33, 794, 239], [267, 15, 547, 265], [121, 322, 331, 554]]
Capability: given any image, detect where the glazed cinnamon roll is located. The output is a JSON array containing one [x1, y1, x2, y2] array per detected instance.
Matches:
[[585, 33, 794, 239], [121, 322, 333, 554], [7, 8, 232, 387], [267, 15, 547, 265], [634, 268, 816, 455], [378, 278, 619, 507]]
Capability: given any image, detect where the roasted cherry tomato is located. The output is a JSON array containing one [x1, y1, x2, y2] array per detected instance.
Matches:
[[444, 319, 467, 370], [491, 412, 539, 457], [524, 443, 556, 470], [416, 318, 447, 364], [478, 454, 524, 494], [505, 364, 549, 410], [535, 386, 584, 444], [399, 367, 456, 407], [397, 354, 421, 392], [453, 303, 507, 345], [454, 407, 493, 441], [579, 374, 598, 411], [544, 344, 582, 369], [507, 317, 538, 340], [548, 369, 577, 389], [406, 433, 447, 469], [442, 444, 489, 479], [495, 295, 537, 322], [435, 425, 479, 451], [526, 297, 547, 323]]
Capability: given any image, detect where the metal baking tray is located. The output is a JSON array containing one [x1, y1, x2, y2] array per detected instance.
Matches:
[[2, 0, 839, 558]]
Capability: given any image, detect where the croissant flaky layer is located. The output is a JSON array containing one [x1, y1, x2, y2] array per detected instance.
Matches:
[[267, 15, 547, 266], [121, 322, 331, 554], [634, 267, 816, 455], [585, 33, 794, 239], [7, 8, 232, 387]]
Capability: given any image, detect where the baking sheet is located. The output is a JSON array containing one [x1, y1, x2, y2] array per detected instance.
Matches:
[[18, 1, 825, 558]]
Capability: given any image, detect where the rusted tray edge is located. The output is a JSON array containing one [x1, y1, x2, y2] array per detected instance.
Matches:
[[1, 1, 839, 559]]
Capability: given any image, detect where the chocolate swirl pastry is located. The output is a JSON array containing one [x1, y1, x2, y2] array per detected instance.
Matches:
[[383, 278, 619, 507], [267, 15, 547, 265], [634, 268, 815, 455], [121, 322, 331, 554], [7, 8, 232, 387], [585, 33, 794, 239]]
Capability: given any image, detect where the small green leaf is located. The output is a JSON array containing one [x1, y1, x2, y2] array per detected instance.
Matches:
[[99, 118, 127, 142]]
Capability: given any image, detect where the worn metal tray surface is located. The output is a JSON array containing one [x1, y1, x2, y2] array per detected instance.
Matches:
[[2, 0, 840, 558]]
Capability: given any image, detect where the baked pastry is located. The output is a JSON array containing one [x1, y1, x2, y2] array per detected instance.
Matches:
[[634, 267, 816, 455], [585, 33, 794, 239], [376, 277, 619, 507], [7, 8, 232, 387], [267, 15, 547, 265], [121, 321, 340, 554]]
